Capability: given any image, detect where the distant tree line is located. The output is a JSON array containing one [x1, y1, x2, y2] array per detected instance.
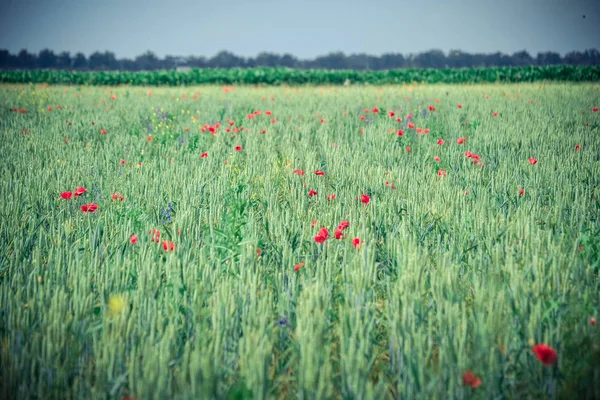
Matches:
[[1, 48, 599, 71]]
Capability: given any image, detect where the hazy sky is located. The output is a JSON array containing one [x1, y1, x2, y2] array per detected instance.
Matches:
[[0, 0, 598, 58]]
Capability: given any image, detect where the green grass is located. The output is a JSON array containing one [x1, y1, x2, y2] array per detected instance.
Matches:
[[1, 83, 599, 399]]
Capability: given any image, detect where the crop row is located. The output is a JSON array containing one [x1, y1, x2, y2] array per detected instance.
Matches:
[[1, 65, 599, 86]]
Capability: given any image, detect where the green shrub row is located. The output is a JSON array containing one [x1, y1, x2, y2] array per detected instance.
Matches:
[[1, 65, 599, 85]]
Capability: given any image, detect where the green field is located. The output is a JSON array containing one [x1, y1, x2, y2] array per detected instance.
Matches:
[[1, 65, 600, 86], [1, 83, 599, 399]]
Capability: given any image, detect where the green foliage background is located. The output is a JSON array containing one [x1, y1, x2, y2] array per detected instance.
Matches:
[[1, 65, 599, 86]]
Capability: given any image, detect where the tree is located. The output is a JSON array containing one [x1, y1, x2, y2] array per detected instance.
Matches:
[[57, 52, 72, 69], [0, 50, 18, 69], [72, 53, 88, 69], [135, 50, 160, 71], [314, 52, 348, 69], [89, 51, 119, 70], [0, 47, 599, 71], [254, 52, 283, 67], [186, 56, 207, 68], [17, 49, 36, 69], [280, 54, 297, 68], [511, 50, 534, 66], [208, 51, 245, 68], [38, 49, 57, 69], [536, 51, 562, 66], [380, 53, 406, 70], [413, 49, 446, 68]]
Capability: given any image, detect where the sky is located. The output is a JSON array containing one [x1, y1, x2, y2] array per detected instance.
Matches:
[[0, 0, 598, 59]]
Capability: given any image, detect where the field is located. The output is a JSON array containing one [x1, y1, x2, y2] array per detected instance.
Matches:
[[1, 65, 600, 86], [1, 82, 599, 399]]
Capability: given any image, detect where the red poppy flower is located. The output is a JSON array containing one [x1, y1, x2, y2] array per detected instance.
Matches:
[[235, 145, 242, 152], [338, 221, 350, 231], [64, 138, 70, 143], [457, 104, 463, 108], [385, 181, 395, 189], [437, 139, 444, 145], [74, 187, 87, 197], [256, 248, 262, 256], [162, 240, 175, 252], [528, 157, 538, 165], [265, 110, 272, 116], [47, 106, 53, 111], [352, 238, 363, 249], [397, 129, 404, 136], [519, 188, 525, 196], [434, 156, 441, 162], [308, 189, 317, 197], [327, 194, 336, 201], [429, 105, 436, 111], [575, 144, 581, 151], [271, 118, 276, 124], [457, 137, 466, 144], [408, 122, 415, 129], [438, 170, 447, 177], [130, 234, 138, 244], [149, 228, 161, 242], [592, 107, 598, 112], [111, 192, 124, 201], [315, 170, 325, 176], [405, 146, 411, 153], [492, 112, 498, 117], [388, 111, 395, 118], [590, 317, 596, 326], [293, 169, 305, 176], [294, 262, 304, 271], [314, 228, 329, 243], [81, 203, 98, 213], [372, 107, 379, 113], [120, 159, 126, 165], [61, 191, 73, 200], [111, 95, 116, 101], [532, 343, 557, 366], [201, 152, 208, 158], [462, 371, 482, 388], [360, 115, 366, 121], [360, 194, 370, 204], [100, 129, 107, 135], [334, 229, 344, 240], [311, 220, 318, 228], [320, 118, 325, 123]]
